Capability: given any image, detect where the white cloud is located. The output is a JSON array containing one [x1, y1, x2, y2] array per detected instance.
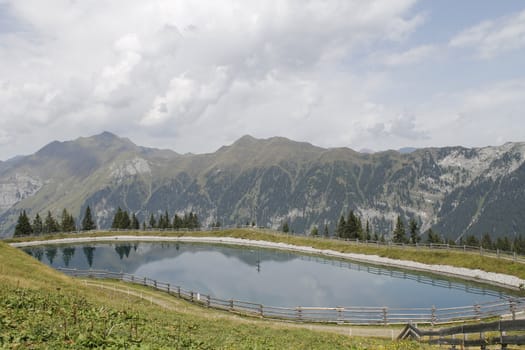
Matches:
[[0, 0, 426, 159], [406, 79, 525, 148], [382, 44, 437, 66], [450, 9, 525, 58], [0, 1, 522, 160]]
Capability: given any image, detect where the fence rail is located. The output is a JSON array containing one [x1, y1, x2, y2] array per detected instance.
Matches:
[[399, 319, 525, 348], [58, 267, 525, 326]]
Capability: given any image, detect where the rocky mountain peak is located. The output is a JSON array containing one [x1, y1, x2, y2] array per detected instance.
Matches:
[[1, 134, 524, 240]]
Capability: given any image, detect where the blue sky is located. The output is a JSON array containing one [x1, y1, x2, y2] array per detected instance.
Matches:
[[0, 0, 524, 159]]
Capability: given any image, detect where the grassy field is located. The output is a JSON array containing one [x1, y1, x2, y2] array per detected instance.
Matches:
[[0, 239, 431, 349], [7, 228, 525, 280]]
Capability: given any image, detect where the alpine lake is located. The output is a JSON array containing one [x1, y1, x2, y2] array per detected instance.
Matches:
[[23, 241, 518, 309]]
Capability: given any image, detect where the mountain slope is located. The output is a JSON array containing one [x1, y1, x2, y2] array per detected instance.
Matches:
[[1, 133, 524, 240]]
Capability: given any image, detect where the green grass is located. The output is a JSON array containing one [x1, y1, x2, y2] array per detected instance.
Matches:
[[8, 228, 525, 281], [0, 240, 431, 349]]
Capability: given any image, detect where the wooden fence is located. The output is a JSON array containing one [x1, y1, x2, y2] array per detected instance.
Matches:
[[295, 254, 509, 299], [398, 319, 525, 349], [58, 267, 525, 326]]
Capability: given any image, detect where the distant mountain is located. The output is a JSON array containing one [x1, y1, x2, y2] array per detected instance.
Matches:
[[398, 147, 418, 154], [1, 132, 525, 241]]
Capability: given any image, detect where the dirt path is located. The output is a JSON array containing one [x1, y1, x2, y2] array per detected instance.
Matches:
[[82, 279, 399, 339]]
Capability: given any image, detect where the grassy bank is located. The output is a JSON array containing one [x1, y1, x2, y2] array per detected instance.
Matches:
[[0, 240, 428, 349], [7, 228, 525, 280]]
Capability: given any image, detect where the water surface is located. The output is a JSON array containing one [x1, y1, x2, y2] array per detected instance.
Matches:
[[24, 242, 514, 308]]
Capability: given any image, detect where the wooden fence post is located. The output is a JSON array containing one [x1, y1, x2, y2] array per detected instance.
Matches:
[[229, 300, 234, 311], [383, 307, 388, 326], [167, 283, 170, 293], [143, 277, 146, 286], [474, 303, 481, 321], [297, 306, 302, 321], [259, 304, 264, 317], [190, 291, 194, 302], [431, 306, 437, 326], [206, 295, 210, 308], [177, 286, 181, 298], [510, 300, 516, 320]]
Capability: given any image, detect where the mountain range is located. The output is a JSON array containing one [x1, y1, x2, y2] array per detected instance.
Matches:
[[1, 132, 524, 240]]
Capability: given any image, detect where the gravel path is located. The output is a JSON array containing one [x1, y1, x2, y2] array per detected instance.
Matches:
[[11, 235, 525, 290]]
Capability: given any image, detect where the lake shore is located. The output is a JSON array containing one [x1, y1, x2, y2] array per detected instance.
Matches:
[[10, 235, 525, 291]]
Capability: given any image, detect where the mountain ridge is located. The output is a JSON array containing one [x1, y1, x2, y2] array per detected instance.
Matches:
[[1, 132, 524, 240]]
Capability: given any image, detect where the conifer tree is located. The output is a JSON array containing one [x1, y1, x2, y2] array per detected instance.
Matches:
[[121, 211, 131, 229], [465, 234, 478, 246], [345, 210, 359, 238], [112, 207, 124, 229], [32, 213, 43, 235], [60, 209, 76, 232], [364, 219, 371, 241], [496, 236, 511, 252], [81, 206, 96, 231], [149, 213, 157, 229], [131, 213, 140, 230], [43, 211, 59, 233], [427, 228, 442, 244], [159, 210, 170, 229], [310, 226, 318, 236], [14, 210, 33, 237], [336, 215, 346, 238], [323, 224, 329, 238], [282, 221, 289, 233], [409, 218, 420, 243], [355, 215, 363, 239], [481, 233, 493, 249], [172, 214, 182, 229], [393, 216, 406, 243]]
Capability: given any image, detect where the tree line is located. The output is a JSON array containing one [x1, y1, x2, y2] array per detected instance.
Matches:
[[283, 211, 525, 254], [14, 206, 95, 237], [15, 206, 525, 254], [111, 207, 200, 230], [15, 205, 201, 236]]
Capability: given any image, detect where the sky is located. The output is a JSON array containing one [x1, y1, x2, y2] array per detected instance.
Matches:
[[1, 0, 525, 160]]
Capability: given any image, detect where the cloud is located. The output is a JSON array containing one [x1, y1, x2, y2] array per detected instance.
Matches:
[[0, 0, 426, 159], [140, 66, 232, 128], [0, 1, 521, 161], [0, 129, 11, 146], [449, 9, 525, 58], [407, 79, 525, 148], [364, 113, 428, 141], [382, 44, 437, 66]]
